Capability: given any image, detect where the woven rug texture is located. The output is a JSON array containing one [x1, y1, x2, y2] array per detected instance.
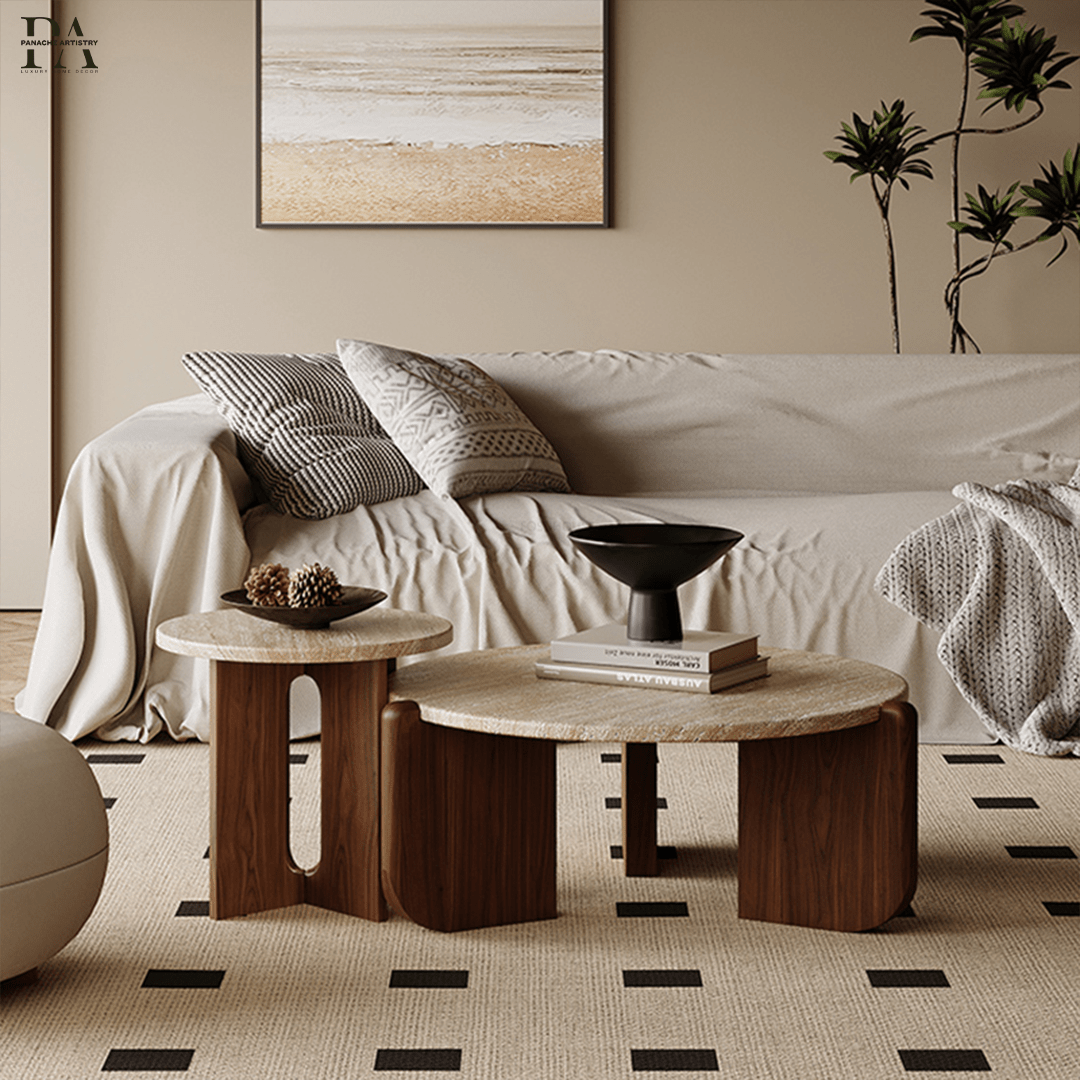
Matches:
[[1, 738, 1077, 1079]]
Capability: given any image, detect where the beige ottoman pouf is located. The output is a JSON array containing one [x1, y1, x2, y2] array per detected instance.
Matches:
[[0, 713, 108, 982]]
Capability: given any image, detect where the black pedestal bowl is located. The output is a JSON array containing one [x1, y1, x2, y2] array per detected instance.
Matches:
[[568, 523, 744, 642]]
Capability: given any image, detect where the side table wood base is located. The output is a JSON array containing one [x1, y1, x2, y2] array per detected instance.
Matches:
[[380, 701, 557, 933], [157, 607, 452, 923], [210, 659, 388, 922], [737, 700, 918, 932], [622, 742, 659, 876]]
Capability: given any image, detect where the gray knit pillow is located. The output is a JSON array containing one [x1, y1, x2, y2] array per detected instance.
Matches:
[[337, 339, 571, 499], [182, 351, 424, 519]]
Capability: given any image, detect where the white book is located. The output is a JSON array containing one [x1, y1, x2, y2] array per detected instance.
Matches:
[[535, 655, 770, 695], [550, 623, 758, 673]]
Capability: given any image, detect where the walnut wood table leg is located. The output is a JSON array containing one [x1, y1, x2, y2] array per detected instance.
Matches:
[[381, 700, 557, 932], [737, 700, 918, 932], [303, 661, 388, 922], [210, 660, 305, 919], [158, 608, 452, 922], [622, 742, 659, 876]]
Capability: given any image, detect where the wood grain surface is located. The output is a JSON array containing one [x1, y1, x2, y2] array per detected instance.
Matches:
[[621, 742, 659, 876], [303, 661, 387, 920], [210, 660, 305, 919], [381, 700, 557, 933], [737, 699, 918, 931]]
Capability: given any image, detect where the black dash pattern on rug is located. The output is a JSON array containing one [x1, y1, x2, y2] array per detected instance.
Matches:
[[1006, 845, 1076, 859], [867, 969, 949, 988], [630, 1048, 719, 1071], [972, 796, 1039, 808], [623, 969, 703, 987], [611, 845, 677, 860], [373, 1048, 462, 1071], [898, 1048, 991, 1071], [141, 969, 225, 989], [102, 1048, 195, 1071], [86, 753, 145, 764], [606, 797, 667, 809], [1043, 900, 1080, 916], [389, 970, 469, 988], [174, 900, 209, 917], [616, 901, 689, 918], [942, 753, 1004, 764]]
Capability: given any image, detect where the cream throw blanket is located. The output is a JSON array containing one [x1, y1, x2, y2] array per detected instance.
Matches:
[[876, 470, 1080, 757]]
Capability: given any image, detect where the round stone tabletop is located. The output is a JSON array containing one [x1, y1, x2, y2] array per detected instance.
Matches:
[[157, 607, 453, 664], [389, 644, 908, 743]]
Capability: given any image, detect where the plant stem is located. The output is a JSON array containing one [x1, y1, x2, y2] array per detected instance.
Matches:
[[871, 176, 901, 352], [948, 232, 1044, 291], [943, 233, 1045, 352], [933, 81, 1044, 351], [954, 101, 1044, 136], [949, 52, 970, 352], [924, 101, 1044, 147]]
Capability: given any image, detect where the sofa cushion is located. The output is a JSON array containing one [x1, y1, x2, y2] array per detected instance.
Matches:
[[337, 339, 571, 499], [464, 351, 1080, 496], [182, 351, 424, 519]]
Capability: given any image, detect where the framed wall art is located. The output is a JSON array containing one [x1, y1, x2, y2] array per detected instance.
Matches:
[[257, 0, 609, 227]]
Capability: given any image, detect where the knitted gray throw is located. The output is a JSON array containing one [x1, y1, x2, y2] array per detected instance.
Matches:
[[875, 470, 1080, 757]]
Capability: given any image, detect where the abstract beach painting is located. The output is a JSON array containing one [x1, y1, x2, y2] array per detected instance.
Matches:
[[258, 0, 607, 226]]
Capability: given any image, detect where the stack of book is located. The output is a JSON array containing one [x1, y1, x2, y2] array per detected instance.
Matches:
[[535, 623, 769, 694]]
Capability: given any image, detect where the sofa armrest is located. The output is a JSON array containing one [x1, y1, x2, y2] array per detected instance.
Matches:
[[16, 394, 256, 741], [90, 393, 258, 512]]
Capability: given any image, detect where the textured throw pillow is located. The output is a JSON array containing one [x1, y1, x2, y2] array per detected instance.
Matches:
[[182, 351, 425, 519], [337, 339, 572, 499]]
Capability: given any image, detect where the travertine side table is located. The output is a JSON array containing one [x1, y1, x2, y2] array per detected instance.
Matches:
[[157, 607, 451, 921], [384, 644, 916, 933]]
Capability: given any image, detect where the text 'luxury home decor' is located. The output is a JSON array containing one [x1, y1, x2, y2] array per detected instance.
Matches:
[[257, 0, 608, 226]]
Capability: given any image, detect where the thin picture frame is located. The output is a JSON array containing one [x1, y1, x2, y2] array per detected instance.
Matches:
[[256, 0, 609, 228]]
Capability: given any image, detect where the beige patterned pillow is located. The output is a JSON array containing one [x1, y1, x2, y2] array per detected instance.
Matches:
[[337, 339, 571, 499]]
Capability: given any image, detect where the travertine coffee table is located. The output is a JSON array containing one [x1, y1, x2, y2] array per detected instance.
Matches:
[[157, 607, 451, 922], [384, 644, 916, 933]]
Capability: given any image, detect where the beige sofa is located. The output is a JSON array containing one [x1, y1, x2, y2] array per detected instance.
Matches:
[[16, 351, 1079, 748]]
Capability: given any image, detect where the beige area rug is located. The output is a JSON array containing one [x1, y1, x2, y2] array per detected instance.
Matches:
[[1, 736, 1077, 1079]]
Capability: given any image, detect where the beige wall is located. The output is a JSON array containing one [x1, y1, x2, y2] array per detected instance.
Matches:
[[0, 0, 52, 607], [32, 0, 1080, 520]]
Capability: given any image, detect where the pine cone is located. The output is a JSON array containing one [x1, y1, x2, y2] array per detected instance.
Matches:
[[288, 562, 343, 608], [244, 563, 291, 607]]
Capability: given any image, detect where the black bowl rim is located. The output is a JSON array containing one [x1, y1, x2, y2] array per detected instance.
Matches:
[[569, 524, 743, 547]]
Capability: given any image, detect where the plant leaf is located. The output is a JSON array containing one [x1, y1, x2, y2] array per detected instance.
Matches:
[[973, 17, 1079, 112]]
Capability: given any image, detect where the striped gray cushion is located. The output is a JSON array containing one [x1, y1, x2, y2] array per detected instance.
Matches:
[[182, 351, 424, 519], [337, 339, 571, 499]]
